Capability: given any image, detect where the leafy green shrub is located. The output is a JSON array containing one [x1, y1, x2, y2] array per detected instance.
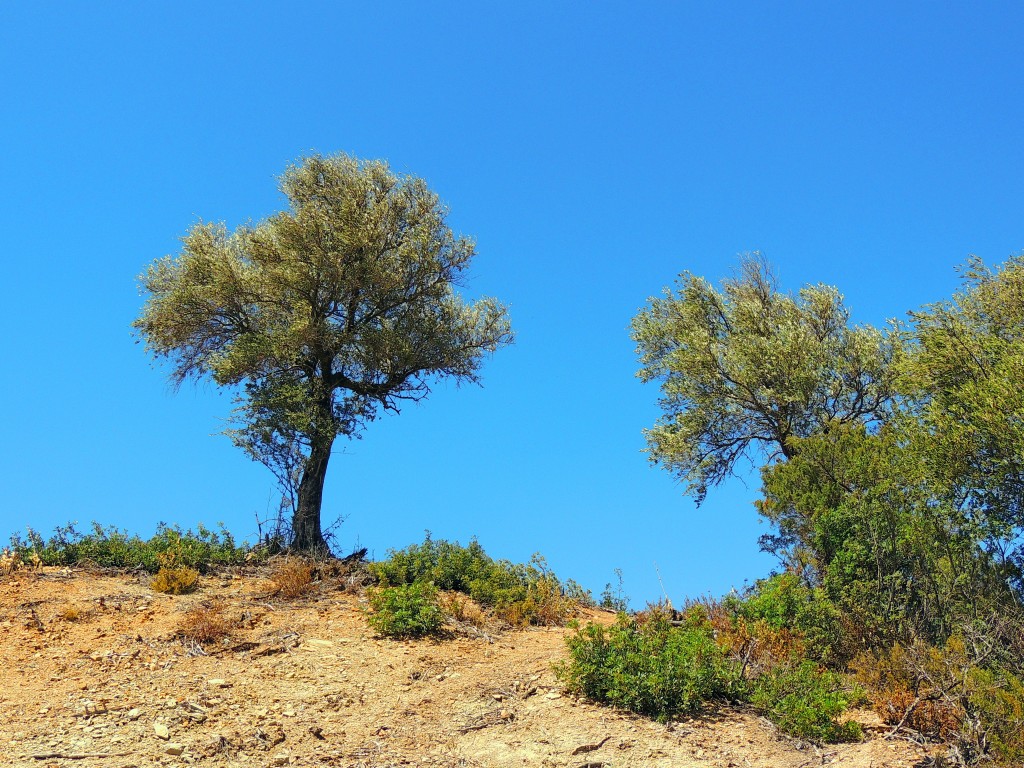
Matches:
[[556, 611, 742, 721], [750, 660, 863, 743], [371, 535, 588, 626], [366, 582, 444, 638], [730, 573, 849, 666]]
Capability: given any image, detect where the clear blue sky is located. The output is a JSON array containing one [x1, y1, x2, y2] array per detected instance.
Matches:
[[2, 2, 1022, 607]]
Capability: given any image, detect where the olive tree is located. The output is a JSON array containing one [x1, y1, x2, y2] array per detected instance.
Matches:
[[134, 154, 513, 554], [630, 254, 896, 503]]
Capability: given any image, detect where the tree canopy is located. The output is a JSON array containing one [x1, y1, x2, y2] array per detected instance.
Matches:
[[134, 154, 513, 553], [630, 255, 896, 504], [633, 254, 1024, 645]]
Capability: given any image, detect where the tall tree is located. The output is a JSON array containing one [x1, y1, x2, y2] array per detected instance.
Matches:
[[134, 154, 513, 554], [630, 254, 896, 503]]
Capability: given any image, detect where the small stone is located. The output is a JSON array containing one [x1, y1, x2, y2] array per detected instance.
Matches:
[[544, 691, 561, 700], [282, 709, 296, 717], [154, 722, 170, 740], [165, 697, 178, 708], [165, 743, 184, 756], [207, 678, 229, 688], [271, 753, 290, 766], [127, 708, 141, 721]]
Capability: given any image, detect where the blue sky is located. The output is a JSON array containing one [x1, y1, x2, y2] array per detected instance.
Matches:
[[2, 2, 1022, 606]]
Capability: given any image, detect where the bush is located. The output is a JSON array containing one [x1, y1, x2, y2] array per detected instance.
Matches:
[[371, 535, 587, 627], [367, 582, 444, 639], [270, 558, 315, 598], [556, 611, 742, 721], [852, 635, 1024, 765], [179, 601, 233, 645], [730, 573, 849, 666], [750, 660, 863, 743], [150, 566, 200, 594]]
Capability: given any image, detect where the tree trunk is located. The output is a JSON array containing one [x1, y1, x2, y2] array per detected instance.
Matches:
[[291, 435, 334, 555]]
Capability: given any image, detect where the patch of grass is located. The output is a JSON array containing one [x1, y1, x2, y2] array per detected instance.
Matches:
[[437, 591, 488, 628], [367, 582, 444, 639], [59, 606, 83, 622]]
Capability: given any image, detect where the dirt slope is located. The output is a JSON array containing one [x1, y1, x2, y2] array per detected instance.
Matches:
[[0, 568, 933, 768]]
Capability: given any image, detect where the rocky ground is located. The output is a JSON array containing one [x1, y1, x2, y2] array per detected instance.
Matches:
[[0, 567, 936, 767]]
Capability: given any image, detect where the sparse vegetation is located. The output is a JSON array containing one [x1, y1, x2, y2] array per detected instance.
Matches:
[[8, 522, 259, 572], [558, 598, 863, 742]]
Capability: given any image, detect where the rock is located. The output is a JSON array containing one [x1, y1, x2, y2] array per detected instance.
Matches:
[[165, 743, 184, 755], [126, 708, 141, 721], [271, 753, 290, 766], [154, 722, 170, 740], [208, 678, 230, 688], [544, 691, 561, 700]]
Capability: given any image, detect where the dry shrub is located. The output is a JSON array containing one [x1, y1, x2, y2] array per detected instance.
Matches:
[[497, 577, 577, 627], [852, 643, 962, 740], [59, 606, 82, 622], [270, 558, 315, 598], [179, 601, 232, 645], [437, 591, 488, 628], [150, 566, 200, 594]]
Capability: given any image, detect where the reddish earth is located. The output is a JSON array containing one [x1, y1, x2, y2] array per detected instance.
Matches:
[[0, 567, 936, 767]]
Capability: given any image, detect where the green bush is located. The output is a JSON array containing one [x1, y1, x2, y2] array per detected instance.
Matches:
[[731, 573, 848, 666], [556, 611, 742, 721], [371, 534, 590, 626], [366, 582, 444, 638], [750, 660, 863, 743]]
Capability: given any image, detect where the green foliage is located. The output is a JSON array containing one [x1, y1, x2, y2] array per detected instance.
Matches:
[[729, 573, 848, 666], [558, 605, 861, 742], [370, 534, 588, 626], [8, 521, 259, 572], [366, 582, 444, 639], [750, 660, 863, 743], [631, 253, 896, 503], [133, 153, 513, 553], [556, 611, 743, 722], [966, 664, 1024, 764]]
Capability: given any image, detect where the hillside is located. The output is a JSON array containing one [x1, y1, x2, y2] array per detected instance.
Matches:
[[1, 567, 932, 767]]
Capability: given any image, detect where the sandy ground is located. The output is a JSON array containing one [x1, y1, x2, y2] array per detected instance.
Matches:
[[0, 567, 936, 768]]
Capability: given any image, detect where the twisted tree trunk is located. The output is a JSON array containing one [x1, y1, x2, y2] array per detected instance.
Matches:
[[291, 434, 333, 555]]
